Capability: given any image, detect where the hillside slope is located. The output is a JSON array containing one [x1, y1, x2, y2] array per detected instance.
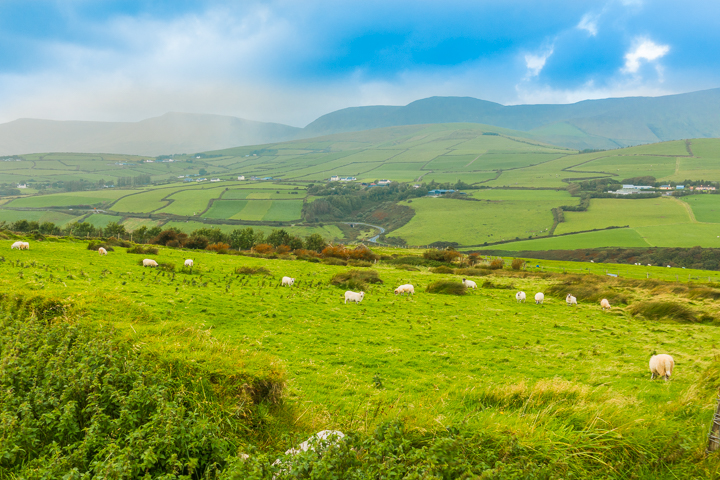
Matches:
[[0, 112, 301, 156], [302, 89, 720, 150]]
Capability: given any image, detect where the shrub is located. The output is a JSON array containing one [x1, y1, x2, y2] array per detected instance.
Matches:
[[482, 280, 514, 290], [322, 244, 379, 262], [330, 270, 383, 290], [184, 235, 209, 250], [489, 258, 504, 270], [158, 263, 175, 272], [235, 266, 271, 275], [423, 249, 462, 263], [511, 258, 526, 270], [253, 243, 275, 254], [127, 245, 159, 255], [426, 280, 466, 295], [348, 260, 372, 267], [394, 265, 420, 271], [628, 301, 698, 323], [276, 245, 291, 255], [206, 242, 230, 252], [322, 258, 347, 266], [385, 256, 448, 267], [430, 266, 454, 274], [293, 249, 320, 258]]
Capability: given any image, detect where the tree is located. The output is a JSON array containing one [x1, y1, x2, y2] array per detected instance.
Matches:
[[147, 226, 163, 238], [199, 168, 207, 175], [229, 228, 256, 250], [39, 222, 56, 235], [12, 220, 29, 232], [304, 233, 327, 252], [266, 229, 291, 248], [134, 226, 148, 241], [105, 222, 126, 238], [288, 236, 304, 250]]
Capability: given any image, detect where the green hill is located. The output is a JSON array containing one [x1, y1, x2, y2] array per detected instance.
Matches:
[[302, 89, 720, 150]]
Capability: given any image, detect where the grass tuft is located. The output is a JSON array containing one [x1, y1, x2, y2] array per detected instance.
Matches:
[[330, 269, 383, 290], [235, 266, 270, 275], [426, 280, 467, 295], [627, 300, 698, 323]]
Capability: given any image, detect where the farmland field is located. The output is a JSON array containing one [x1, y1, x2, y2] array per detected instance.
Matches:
[[392, 189, 573, 246], [3, 239, 720, 477]]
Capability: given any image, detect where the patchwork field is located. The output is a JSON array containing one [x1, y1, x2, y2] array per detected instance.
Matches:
[[3, 239, 720, 476]]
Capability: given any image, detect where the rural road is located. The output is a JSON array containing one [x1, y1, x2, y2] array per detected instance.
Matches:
[[343, 222, 385, 243]]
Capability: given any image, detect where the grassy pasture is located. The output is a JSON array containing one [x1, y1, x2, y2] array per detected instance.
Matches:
[[487, 228, 652, 251], [6, 189, 140, 208], [0, 209, 79, 225], [555, 197, 690, 234], [157, 187, 225, 216], [392, 190, 572, 246], [683, 194, 720, 223], [3, 240, 720, 476]]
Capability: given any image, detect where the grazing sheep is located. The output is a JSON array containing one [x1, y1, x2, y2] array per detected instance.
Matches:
[[462, 278, 477, 289], [394, 284, 414, 295], [142, 258, 158, 267], [282, 276, 295, 286], [515, 291, 526, 303], [19, 242, 29, 250], [10, 241, 22, 250], [600, 298, 611, 310], [534, 292, 544, 304], [98, 247, 107, 255], [344, 290, 365, 304], [649, 354, 674, 381], [566, 294, 577, 306], [184, 259, 193, 267]]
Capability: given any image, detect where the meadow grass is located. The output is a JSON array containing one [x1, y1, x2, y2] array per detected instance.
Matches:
[[555, 197, 690, 234], [3, 240, 720, 476], [484, 228, 652, 251], [157, 187, 225, 215], [683, 194, 720, 223]]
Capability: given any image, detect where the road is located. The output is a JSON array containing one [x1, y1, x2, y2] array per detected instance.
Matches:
[[343, 222, 385, 243]]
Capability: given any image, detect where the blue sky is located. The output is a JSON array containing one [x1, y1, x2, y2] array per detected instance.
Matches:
[[0, 0, 718, 126]]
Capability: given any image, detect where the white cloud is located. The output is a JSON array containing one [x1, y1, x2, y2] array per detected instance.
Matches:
[[622, 38, 670, 74], [576, 13, 598, 36], [524, 47, 554, 78]]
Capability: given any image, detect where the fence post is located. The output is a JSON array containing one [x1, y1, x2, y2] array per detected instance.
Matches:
[[707, 388, 720, 454]]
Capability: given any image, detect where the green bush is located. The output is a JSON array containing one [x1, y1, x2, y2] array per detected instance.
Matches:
[[127, 245, 158, 255], [322, 257, 347, 266], [426, 280, 467, 295], [331, 270, 383, 290], [0, 303, 234, 478]]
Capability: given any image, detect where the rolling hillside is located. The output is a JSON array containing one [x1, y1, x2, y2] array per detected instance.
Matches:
[[303, 89, 720, 150]]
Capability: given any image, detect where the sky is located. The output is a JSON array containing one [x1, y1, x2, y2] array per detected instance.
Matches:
[[1, 0, 719, 126]]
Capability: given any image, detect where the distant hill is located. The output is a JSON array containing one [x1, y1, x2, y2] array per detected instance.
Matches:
[[302, 89, 720, 150], [0, 112, 301, 156]]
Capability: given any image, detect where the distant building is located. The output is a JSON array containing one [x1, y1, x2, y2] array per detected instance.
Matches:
[[611, 188, 654, 195], [427, 189, 456, 196], [377, 179, 391, 185], [184, 178, 194, 182], [145, 160, 154, 163], [178, 175, 185, 178], [622, 184, 653, 190], [340, 176, 356, 182], [330, 175, 340, 182], [237, 175, 245, 180], [658, 185, 672, 190], [17, 184, 27, 189], [676, 185, 685, 190], [210, 178, 221, 182], [413, 184, 421, 189], [694, 185, 716, 191], [196, 178, 207, 182]]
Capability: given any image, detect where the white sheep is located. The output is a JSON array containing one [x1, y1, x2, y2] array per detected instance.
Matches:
[[515, 291, 526, 303], [566, 293, 577, 306], [649, 354, 674, 381], [534, 292, 544, 304], [184, 259, 193, 267], [98, 247, 107, 255], [600, 298, 611, 310], [394, 284, 414, 295], [462, 278, 477, 289], [20, 242, 29, 250], [282, 276, 295, 286], [142, 258, 158, 267], [10, 241, 22, 250], [344, 290, 364, 304]]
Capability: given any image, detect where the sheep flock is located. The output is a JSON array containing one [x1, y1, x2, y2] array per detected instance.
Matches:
[[8, 240, 675, 382]]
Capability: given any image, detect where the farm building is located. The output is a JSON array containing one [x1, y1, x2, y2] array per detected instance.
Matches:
[[329, 175, 340, 181], [340, 176, 356, 182], [237, 175, 245, 180], [377, 179, 391, 185], [427, 189, 459, 196]]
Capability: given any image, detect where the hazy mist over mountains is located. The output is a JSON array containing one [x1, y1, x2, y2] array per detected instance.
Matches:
[[2, 88, 720, 156]]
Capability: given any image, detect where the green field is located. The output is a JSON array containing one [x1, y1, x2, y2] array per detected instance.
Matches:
[[3, 239, 720, 477], [0, 209, 80, 225], [486, 228, 652, 251], [391, 190, 573, 246], [684, 194, 720, 223]]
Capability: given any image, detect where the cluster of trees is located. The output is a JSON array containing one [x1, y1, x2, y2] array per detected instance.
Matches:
[[4, 220, 128, 237], [116, 175, 152, 187], [303, 180, 473, 223]]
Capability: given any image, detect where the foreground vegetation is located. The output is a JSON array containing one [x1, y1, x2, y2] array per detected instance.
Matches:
[[2, 233, 720, 477]]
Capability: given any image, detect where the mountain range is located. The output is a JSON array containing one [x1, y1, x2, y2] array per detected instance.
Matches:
[[2, 88, 720, 156]]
